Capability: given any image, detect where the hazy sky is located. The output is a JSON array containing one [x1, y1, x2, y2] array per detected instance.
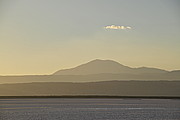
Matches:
[[0, 0, 180, 75]]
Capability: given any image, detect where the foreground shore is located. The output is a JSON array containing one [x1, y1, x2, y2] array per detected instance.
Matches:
[[0, 95, 180, 99]]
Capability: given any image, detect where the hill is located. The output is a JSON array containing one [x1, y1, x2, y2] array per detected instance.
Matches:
[[0, 81, 179, 96]]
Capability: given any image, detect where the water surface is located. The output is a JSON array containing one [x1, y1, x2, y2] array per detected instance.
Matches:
[[0, 98, 179, 120]]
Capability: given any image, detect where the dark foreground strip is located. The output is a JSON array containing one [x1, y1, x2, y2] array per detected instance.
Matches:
[[0, 96, 180, 99]]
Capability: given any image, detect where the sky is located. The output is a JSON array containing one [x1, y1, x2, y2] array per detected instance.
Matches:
[[0, 0, 180, 75]]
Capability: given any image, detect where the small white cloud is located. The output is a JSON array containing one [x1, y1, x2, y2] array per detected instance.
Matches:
[[104, 25, 132, 30], [126, 26, 132, 29]]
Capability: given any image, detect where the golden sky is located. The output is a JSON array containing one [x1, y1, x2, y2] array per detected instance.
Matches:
[[0, 0, 180, 75]]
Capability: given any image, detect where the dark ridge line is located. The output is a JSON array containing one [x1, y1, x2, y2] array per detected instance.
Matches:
[[0, 96, 180, 99]]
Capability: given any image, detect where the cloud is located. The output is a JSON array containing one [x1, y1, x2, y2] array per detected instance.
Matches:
[[104, 25, 132, 30]]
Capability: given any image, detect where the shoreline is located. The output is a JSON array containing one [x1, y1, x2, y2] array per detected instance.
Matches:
[[0, 95, 180, 99]]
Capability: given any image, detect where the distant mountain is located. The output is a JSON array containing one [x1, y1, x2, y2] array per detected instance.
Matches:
[[0, 59, 179, 84], [53, 59, 168, 75]]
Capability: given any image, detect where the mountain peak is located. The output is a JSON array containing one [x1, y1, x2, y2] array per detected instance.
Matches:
[[53, 59, 168, 75], [78, 59, 129, 69], [53, 59, 132, 75], [86, 59, 123, 66]]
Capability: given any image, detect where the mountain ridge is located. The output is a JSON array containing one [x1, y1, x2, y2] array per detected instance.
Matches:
[[0, 59, 179, 84], [53, 59, 168, 75]]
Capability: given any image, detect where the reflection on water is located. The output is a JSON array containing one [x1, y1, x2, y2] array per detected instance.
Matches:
[[0, 98, 180, 120]]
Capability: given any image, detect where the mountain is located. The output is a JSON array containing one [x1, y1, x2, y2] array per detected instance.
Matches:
[[0, 59, 179, 84], [53, 59, 168, 75]]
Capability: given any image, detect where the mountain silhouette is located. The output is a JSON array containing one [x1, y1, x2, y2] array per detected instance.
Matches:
[[0, 59, 179, 84], [0, 59, 179, 96], [53, 59, 167, 75]]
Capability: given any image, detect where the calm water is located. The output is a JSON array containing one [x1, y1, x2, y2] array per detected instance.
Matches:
[[0, 98, 179, 120]]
